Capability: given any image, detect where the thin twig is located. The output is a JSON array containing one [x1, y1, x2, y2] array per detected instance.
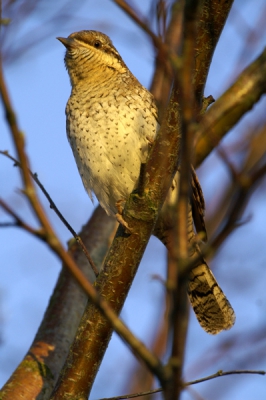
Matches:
[[0, 198, 45, 238], [112, 0, 161, 47], [0, 222, 17, 227], [99, 369, 265, 400], [0, 149, 99, 276], [187, 369, 265, 385], [150, 0, 183, 113]]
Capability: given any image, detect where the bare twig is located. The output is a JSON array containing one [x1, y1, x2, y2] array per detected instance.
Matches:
[[150, 0, 183, 114], [0, 149, 99, 276], [99, 369, 265, 400], [187, 369, 266, 385], [112, 0, 162, 47], [0, 198, 44, 237], [0, 222, 18, 227]]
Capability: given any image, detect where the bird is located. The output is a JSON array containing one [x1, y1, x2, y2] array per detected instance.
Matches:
[[57, 30, 235, 334]]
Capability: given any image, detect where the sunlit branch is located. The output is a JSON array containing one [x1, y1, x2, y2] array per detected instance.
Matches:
[[195, 48, 266, 166]]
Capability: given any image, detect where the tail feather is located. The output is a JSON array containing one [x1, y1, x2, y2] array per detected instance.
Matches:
[[188, 263, 235, 334], [154, 170, 236, 334]]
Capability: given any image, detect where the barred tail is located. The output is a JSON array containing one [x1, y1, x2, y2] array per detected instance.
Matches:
[[188, 263, 235, 334], [154, 171, 235, 334]]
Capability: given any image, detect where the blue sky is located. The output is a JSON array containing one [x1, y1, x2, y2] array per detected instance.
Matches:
[[1, 1, 266, 398]]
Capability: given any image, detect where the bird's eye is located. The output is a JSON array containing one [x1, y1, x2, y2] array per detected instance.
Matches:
[[94, 41, 101, 48]]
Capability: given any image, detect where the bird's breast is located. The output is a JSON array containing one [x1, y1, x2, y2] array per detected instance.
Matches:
[[65, 86, 158, 214]]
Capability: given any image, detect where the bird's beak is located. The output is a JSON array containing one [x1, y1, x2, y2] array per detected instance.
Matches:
[[57, 37, 74, 50]]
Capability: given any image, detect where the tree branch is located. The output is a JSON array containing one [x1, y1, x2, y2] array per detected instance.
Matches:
[[166, 2, 201, 399], [195, 47, 266, 166], [193, 0, 234, 106]]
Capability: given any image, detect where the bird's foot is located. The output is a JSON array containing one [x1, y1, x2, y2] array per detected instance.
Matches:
[[115, 199, 125, 215], [115, 213, 131, 233], [115, 199, 131, 233]]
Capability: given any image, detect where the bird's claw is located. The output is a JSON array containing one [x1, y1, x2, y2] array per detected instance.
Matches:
[[115, 213, 132, 233], [115, 200, 132, 233]]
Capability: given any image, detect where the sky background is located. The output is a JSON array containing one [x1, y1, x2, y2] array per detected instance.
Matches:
[[1, 0, 266, 399]]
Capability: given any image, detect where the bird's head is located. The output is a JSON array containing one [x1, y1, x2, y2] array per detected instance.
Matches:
[[57, 30, 127, 86]]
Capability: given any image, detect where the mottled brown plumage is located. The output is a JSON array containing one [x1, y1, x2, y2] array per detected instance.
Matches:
[[58, 30, 235, 334]]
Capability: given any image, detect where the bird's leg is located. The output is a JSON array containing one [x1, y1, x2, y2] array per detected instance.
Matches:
[[115, 199, 131, 233]]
